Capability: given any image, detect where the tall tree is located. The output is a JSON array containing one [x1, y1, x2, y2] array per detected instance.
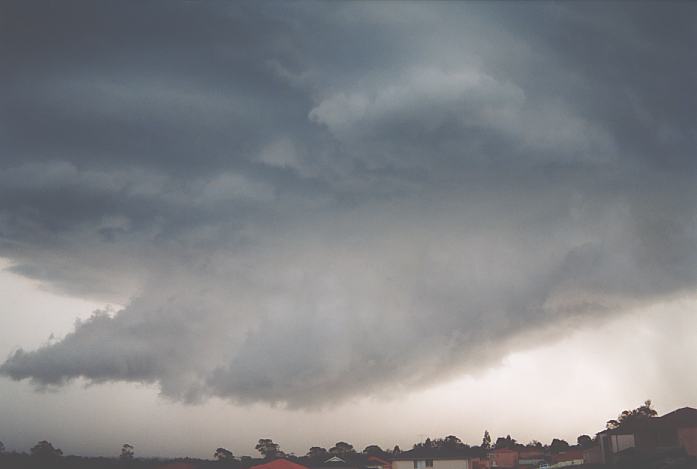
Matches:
[[215, 448, 235, 461], [481, 431, 491, 450], [120, 443, 135, 460], [256, 439, 281, 459], [392, 446, 401, 455], [0, 441, 5, 454], [606, 400, 658, 429]]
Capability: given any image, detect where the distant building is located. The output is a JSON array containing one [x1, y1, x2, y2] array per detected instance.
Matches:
[[596, 406, 697, 464], [310, 454, 391, 469], [391, 446, 488, 469], [516, 447, 545, 468], [581, 445, 602, 465], [548, 449, 583, 468], [488, 448, 517, 468], [251, 458, 312, 469]]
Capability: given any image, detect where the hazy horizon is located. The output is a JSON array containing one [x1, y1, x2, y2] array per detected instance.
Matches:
[[1, 0, 696, 460]]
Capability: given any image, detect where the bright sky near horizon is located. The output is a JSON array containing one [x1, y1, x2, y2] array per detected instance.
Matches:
[[1, 0, 696, 459], [1, 258, 696, 458]]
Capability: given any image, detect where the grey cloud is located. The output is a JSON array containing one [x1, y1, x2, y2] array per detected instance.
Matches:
[[0, 1, 696, 407]]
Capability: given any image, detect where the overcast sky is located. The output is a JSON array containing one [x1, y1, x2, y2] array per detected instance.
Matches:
[[0, 0, 696, 459]]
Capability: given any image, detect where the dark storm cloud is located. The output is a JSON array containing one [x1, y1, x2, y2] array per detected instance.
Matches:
[[1, 1, 696, 407]]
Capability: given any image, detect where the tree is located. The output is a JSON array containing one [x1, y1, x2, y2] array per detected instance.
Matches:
[[481, 431, 491, 450], [362, 445, 384, 456], [120, 443, 135, 460], [577, 435, 593, 449], [215, 448, 235, 461], [494, 435, 516, 450], [442, 436, 464, 450], [329, 442, 355, 456], [0, 441, 4, 454], [392, 445, 401, 455], [30, 441, 63, 459], [606, 400, 658, 429], [256, 439, 281, 459], [526, 441, 542, 448], [307, 447, 329, 460], [549, 439, 570, 454]]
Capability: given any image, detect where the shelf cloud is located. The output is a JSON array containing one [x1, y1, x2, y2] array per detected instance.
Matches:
[[1, 1, 695, 407]]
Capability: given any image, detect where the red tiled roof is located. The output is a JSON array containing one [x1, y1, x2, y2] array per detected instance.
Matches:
[[251, 459, 311, 469]]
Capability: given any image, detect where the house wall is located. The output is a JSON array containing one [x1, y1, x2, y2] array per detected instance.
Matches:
[[678, 427, 697, 456], [611, 434, 635, 453], [582, 446, 602, 464], [550, 460, 584, 468], [392, 460, 469, 469], [469, 458, 490, 469], [489, 450, 517, 468]]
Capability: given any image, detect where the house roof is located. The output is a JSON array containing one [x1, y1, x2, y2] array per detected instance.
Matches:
[[598, 406, 697, 435], [660, 407, 697, 427], [251, 459, 311, 469], [306, 454, 388, 469], [392, 447, 485, 461]]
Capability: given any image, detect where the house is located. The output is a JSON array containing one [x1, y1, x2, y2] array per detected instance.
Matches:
[[548, 449, 584, 468], [516, 447, 545, 468], [392, 446, 487, 469], [488, 448, 518, 468], [581, 445, 602, 465], [596, 406, 697, 464], [309, 454, 391, 469], [251, 458, 312, 469]]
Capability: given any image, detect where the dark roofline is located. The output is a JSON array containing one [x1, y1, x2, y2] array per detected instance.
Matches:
[[391, 448, 484, 461], [597, 406, 697, 435]]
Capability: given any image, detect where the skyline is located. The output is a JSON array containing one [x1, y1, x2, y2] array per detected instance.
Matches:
[[1, 0, 696, 459]]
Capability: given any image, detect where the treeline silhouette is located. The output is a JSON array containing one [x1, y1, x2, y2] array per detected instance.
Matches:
[[0, 434, 589, 469], [0, 400, 678, 469]]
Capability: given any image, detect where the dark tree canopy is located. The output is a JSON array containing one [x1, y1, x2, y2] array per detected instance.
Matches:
[[413, 438, 432, 449], [494, 435, 516, 450], [120, 443, 134, 460], [414, 436, 468, 451], [0, 441, 5, 454], [549, 439, 570, 454], [577, 435, 593, 449], [441, 436, 465, 450], [215, 447, 235, 460], [606, 400, 658, 430], [362, 445, 385, 456], [329, 442, 355, 456], [392, 446, 401, 455], [255, 439, 281, 458], [307, 447, 329, 459], [30, 441, 63, 459]]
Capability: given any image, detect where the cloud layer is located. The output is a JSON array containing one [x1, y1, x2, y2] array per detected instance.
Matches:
[[1, 1, 696, 407]]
